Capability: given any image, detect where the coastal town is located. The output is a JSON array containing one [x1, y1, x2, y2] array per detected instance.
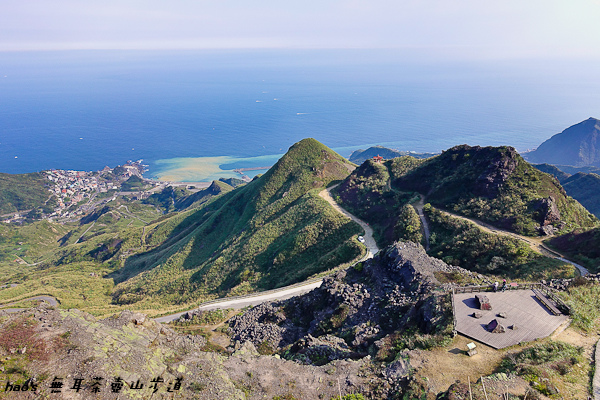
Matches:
[[1, 160, 158, 224]]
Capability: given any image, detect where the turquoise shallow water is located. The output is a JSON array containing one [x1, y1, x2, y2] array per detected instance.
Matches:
[[1, 50, 599, 181]]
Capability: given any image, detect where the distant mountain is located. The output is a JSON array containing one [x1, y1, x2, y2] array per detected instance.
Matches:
[[219, 177, 246, 187], [532, 163, 571, 182], [348, 146, 437, 164], [525, 117, 600, 166], [174, 180, 234, 210], [553, 164, 600, 175], [561, 173, 600, 218]]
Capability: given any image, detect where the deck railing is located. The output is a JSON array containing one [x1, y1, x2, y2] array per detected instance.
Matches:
[[450, 282, 571, 315]]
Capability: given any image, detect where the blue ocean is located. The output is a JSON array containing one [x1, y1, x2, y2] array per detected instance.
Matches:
[[1, 50, 600, 181]]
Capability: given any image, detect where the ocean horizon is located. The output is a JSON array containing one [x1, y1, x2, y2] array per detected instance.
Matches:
[[1, 49, 600, 181]]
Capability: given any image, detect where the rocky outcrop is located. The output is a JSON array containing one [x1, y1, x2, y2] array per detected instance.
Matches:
[[0, 304, 376, 400], [535, 196, 562, 226], [475, 147, 519, 197], [229, 241, 478, 359]]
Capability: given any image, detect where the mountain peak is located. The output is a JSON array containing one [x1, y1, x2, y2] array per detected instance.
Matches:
[[525, 118, 600, 166]]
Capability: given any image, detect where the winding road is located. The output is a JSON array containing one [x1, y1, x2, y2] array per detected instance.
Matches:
[[1, 185, 381, 323], [154, 185, 379, 323], [318, 185, 379, 261], [0, 295, 58, 313]]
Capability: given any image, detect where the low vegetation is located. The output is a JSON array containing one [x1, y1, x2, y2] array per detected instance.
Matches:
[[561, 281, 600, 331], [332, 159, 419, 247], [391, 145, 598, 235], [424, 204, 574, 280], [43, 138, 364, 310], [498, 341, 584, 397], [0, 172, 53, 215]]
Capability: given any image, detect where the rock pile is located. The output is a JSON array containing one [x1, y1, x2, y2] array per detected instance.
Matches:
[[229, 240, 462, 369]]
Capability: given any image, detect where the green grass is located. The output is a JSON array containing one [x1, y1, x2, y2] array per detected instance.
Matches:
[[120, 175, 147, 191], [0, 172, 52, 215], [497, 341, 585, 397], [561, 282, 600, 332], [0, 220, 69, 265]]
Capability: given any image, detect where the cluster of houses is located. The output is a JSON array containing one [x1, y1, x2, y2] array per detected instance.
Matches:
[[2, 160, 150, 224]]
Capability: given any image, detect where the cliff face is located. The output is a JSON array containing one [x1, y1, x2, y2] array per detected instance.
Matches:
[[526, 117, 600, 166]]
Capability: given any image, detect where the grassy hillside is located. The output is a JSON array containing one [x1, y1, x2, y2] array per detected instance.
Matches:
[[107, 138, 363, 307], [174, 180, 234, 210], [0, 172, 52, 215], [120, 175, 146, 191], [391, 145, 598, 235], [424, 205, 573, 280], [332, 159, 419, 247]]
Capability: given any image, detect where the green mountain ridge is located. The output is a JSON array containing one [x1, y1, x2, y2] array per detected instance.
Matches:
[[109, 138, 363, 306], [334, 144, 595, 277], [390, 144, 598, 235]]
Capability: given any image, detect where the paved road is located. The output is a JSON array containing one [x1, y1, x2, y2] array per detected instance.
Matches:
[[154, 280, 323, 323], [0, 295, 59, 313], [318, 185, 379, 261], [155, 185, 380, 324]]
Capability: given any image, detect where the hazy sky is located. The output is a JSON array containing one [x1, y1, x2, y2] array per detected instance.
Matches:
[[2, 0, 600, 58]]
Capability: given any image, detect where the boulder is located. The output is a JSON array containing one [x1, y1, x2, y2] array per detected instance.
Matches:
[[475, 294, 492, 311], [487, 319, 505, 333]]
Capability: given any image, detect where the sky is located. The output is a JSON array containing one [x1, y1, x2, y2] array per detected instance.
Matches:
[[2, 0, 600, 58]]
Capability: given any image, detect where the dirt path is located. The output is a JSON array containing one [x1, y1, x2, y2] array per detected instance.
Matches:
[[434, 205, 589, 276], [412, 326, 598, 399], [318, 185, 379, 261]]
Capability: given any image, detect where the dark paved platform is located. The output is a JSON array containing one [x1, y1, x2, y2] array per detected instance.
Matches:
[[453, 289, 569, 349]]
